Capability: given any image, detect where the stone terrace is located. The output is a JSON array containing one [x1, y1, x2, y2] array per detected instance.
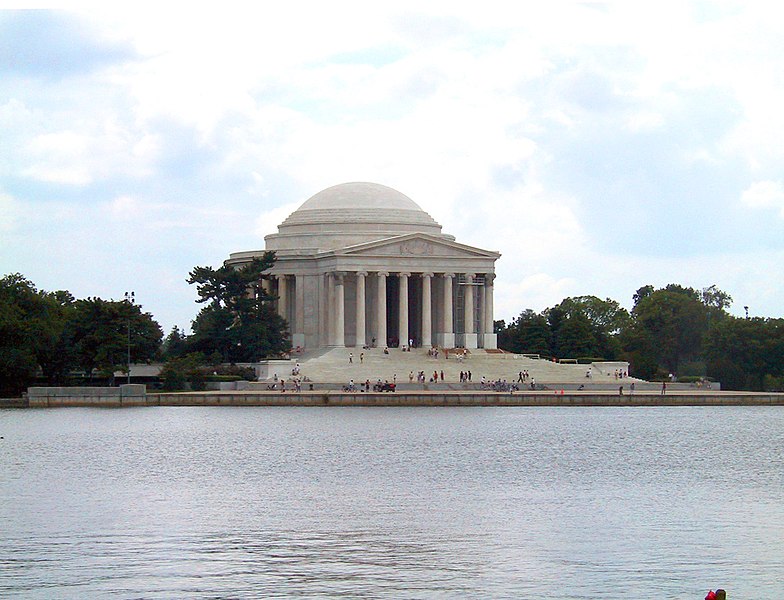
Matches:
[[281, 347, 640, 390]]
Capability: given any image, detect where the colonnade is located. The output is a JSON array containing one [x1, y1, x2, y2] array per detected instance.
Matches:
[[274, 271, 496, 349]]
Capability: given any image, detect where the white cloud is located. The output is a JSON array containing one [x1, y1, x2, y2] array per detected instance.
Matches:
[[5, 3, 784, 334], [0, 192, 19, 234], [741, 180, 784, 217]]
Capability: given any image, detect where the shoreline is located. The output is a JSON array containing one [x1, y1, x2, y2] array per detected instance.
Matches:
[[10, 388, 784, 408]]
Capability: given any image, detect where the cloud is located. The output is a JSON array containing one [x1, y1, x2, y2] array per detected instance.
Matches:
[[0, 11, 135, 78], [741, 180, 784, 217], [5, 3, 784, 336], [0, 191, 19, 233]]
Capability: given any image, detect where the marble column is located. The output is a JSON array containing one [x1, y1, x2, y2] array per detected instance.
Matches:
[[421, 272, 433, 348], [376, 271, 387, 347], [293, 274, 305, 350], [355, 271, 367, 348], [464, 273, 477, 349], [277, 275, 288, 320], [483, 273, 497, 349], [398, 272, 409, 347], [326, 273, 334, 345], [334, 272, 345, 347], [442, 273, 455, 348]]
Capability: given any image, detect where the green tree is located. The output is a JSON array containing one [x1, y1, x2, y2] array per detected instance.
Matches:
[[631, 288, 706, 375], [0, 274, 75, 393], [1, 274, 43, 394], [548, 296, 630, 359], [626, 284, 732, 377], [159, 352, 207, 391], [704, 316, 784, 390], [619, 322, 659, 380], [161, 325, 189, 360], [65, 297, 162, 380], [497, 309, 551, 356], [187, 254, 289, 362]]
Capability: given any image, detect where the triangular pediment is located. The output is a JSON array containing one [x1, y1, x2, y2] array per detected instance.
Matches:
[[317, 233, 500, 259]]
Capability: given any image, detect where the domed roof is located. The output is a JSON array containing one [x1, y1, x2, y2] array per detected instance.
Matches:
[[266, 182, 451, 253], [297, 182, 423, 212]]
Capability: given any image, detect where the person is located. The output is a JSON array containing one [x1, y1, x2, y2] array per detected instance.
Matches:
[[705, 591, 716, 600], [619, 385, 623, 396], [440, 370, 445, 381], [518, 371, 523, 383], [360, 352, 364, 364], [409, 371, 414, 383], [383, 346, 389, 354], [661, 381, 666, 395], [630, 382, 635, 395], [349, 352, 353, 364]]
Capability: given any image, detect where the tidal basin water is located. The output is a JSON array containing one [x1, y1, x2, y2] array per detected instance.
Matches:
[[1, 406, 782, 599]]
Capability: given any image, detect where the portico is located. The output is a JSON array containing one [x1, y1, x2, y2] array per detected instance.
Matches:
[[226, 182, 500, 350]]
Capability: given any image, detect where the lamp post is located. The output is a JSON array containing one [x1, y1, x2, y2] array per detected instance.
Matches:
[[124, 291, 135, 384]]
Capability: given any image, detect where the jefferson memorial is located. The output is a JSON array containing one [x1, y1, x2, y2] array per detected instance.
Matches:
[[226, 182, 500, 351]]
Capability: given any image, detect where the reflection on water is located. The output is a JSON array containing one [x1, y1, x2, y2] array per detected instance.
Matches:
[[1, 406, 783, 598]]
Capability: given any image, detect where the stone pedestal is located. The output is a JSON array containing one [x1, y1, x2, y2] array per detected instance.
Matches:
[[464, 333, 478, 349], [483, 333, 498, 350]]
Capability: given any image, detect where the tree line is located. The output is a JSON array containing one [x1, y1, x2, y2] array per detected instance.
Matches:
[[3, 256, 783, 393], [0, 252, 288, 395], [495, 284, 784, 391]]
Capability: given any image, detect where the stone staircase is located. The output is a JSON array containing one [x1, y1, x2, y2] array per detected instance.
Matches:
[[284, 347, 637, 388]]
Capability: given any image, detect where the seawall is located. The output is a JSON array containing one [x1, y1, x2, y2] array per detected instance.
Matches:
[[21, 386, 784, 408]]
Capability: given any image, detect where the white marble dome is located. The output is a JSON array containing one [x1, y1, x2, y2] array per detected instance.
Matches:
[[265, 182, 453, 253]]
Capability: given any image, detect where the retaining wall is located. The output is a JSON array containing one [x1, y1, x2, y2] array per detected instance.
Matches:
[[27, 385, 148, 407], [21, 387, 784, 407], [150, 391, 783, 407]]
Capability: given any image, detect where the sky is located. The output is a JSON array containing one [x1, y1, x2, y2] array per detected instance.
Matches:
[[2, 3, 784, 334]]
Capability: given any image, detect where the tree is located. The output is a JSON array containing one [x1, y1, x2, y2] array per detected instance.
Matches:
[[0, 274, 43, 394], [159, 352, 207, 391], [161, 325, 188, 360], [547, 296, 630, 359], [631, 289, 706, 375], [0, 274, 75, 393], [704, 316, 784, 390], [701, 284, 733, 311], [626, 284, 732, 377], [497, 309, 551, 356], [187, 253, 289, 362], [65, 297, 162, 380]]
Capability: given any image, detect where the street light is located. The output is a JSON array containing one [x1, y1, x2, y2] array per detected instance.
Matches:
[[124, 291, 135, 384]]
